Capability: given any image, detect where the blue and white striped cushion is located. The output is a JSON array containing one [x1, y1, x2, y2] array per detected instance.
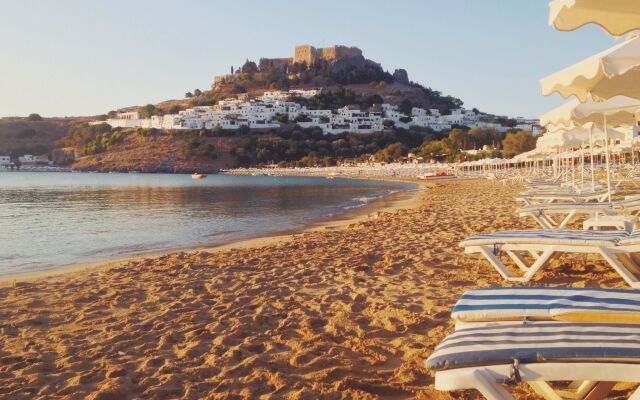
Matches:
[[452, 287, 640, 322], [459, 230, 628, 247], [617, 230, 640, 246], [426, 322, 640, 371]]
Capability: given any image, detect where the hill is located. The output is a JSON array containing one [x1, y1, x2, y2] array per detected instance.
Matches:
[[142, 44, 463, 116], [0, 116, 91, 157], [1, 44, 536, 170]]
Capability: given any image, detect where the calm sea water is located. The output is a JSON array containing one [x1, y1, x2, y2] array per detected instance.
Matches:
[[0, 172, 411, 275]]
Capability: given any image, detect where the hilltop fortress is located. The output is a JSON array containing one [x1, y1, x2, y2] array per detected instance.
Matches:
[[295, 44, 361, 64], [213, 44, 401, 87], [258, 44, 364, 71]]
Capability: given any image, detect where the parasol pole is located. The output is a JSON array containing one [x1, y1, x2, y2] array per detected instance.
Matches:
[[604, 115, 612, 203]]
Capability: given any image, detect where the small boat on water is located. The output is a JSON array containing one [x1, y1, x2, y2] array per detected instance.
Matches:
[[191, 173, 208, 180]]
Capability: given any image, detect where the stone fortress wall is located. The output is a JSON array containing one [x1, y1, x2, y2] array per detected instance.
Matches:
[[293, 45, 362, 65], [215, 44, 364, 87]]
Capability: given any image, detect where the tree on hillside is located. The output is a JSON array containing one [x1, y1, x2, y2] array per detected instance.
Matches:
[[194, 89, 202, 96], [233, 84, 247, 93], [502, 130, 537, 158], [185, 92, 193, 98], [398, 99, 413, 116], [468, 127, 502, 149], [142, 104, 156, 118], [27, 113, 42, 121], [363, 94, 383, 107], [374, 142, 407, 163], [383, 119, 395, 129], [419, 140, 449, 162], [448, 128, 470, 150], [241, 60, 258, 75]]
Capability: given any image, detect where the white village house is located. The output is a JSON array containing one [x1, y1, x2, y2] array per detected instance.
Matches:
[[95, 89, 540, 135]]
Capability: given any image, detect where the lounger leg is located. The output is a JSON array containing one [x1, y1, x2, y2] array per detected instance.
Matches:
[[473, 370, 515, 400], [573, 381, 597, 398], [527, 381, 563, 400], [557, 210, 577, 229], [583, 382, 616, 400], [556, 381, 597, 399], [505, 250, 531, 272], [629, 386, 640, 400], [478, 246, 517, 280], [616, 253, 640, 276], [523, 249, 555, 281], [476, 246, 553, 283], [529, 250, 541, 259], [529, 213, 554, 229], [599, 249, 640, 288], [542, 214, 559, 229]]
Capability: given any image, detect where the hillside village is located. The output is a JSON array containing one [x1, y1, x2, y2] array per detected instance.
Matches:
[[99, 89, 540, 136]]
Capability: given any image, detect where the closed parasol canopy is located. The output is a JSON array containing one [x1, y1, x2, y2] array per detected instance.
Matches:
[[540, 95, 640, 128], [540, 34, 640, 102], [549, 0, 640, 36]]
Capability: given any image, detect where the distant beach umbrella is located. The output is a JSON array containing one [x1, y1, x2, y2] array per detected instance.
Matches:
[[539, 95, 640, 193], [540, 34, 640, 102], [540, 98, 581, 129], [549, 0, 640, 36], [571, 95, 640, 125], [540, 96, 640, 129]]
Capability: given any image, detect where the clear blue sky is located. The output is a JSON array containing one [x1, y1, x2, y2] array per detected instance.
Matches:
[[0, 0, 619, 119]]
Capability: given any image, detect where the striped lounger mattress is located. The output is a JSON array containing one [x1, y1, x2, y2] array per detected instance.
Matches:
[[426, 322, 640, 371], [452, 286, 640, 323]]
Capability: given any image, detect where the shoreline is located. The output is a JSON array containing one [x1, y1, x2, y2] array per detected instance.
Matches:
[[4, 178, 632, 398], [0, 177, 427, 286]]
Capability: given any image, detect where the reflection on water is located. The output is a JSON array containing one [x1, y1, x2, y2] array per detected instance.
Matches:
[[0, 172, 409, 275]]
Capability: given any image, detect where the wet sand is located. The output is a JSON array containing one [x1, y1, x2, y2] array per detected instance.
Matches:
[[0, 179, 635, 399]]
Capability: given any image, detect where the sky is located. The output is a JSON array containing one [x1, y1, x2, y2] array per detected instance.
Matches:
[[0, 0, 620, 119]]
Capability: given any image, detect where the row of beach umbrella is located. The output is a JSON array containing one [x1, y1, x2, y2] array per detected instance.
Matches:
[[533, 0, 640, 202]]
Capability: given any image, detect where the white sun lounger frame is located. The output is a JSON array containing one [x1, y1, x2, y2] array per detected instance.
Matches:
[[518, 205, 637, 230], [463, 242, 640, 288], [434, 362, 640, 400], [515, 191, 610, 206]]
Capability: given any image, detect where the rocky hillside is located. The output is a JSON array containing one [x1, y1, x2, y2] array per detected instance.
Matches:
[[140, 45, 463, 116], [0, 116, 91, 156], [2, 45, 479, 169], [71, 131, 239, 173]]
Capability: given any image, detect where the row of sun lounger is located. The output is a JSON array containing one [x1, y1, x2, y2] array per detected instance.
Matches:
[[518, 196, 640, 229], [425, 179, 640, 399], [426, 287, 640, 399]]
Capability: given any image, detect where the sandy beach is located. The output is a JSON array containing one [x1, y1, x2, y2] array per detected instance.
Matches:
[[1, 178, 636, 400]]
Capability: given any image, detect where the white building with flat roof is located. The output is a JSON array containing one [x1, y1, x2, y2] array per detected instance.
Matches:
[[94, 88, 520, 135]]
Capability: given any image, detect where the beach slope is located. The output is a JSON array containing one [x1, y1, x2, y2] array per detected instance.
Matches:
[[0, 179, 634, 399]]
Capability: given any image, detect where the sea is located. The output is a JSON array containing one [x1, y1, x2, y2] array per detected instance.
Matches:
[[0, 172, 413, 276]]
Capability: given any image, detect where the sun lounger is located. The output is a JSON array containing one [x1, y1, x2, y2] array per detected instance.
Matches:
[[452, 286, 640, 329], [518, 196, 640, 229], [460, 229, 640, 288], [515, 190, 612, 205], [425, 322, 640, 400]]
